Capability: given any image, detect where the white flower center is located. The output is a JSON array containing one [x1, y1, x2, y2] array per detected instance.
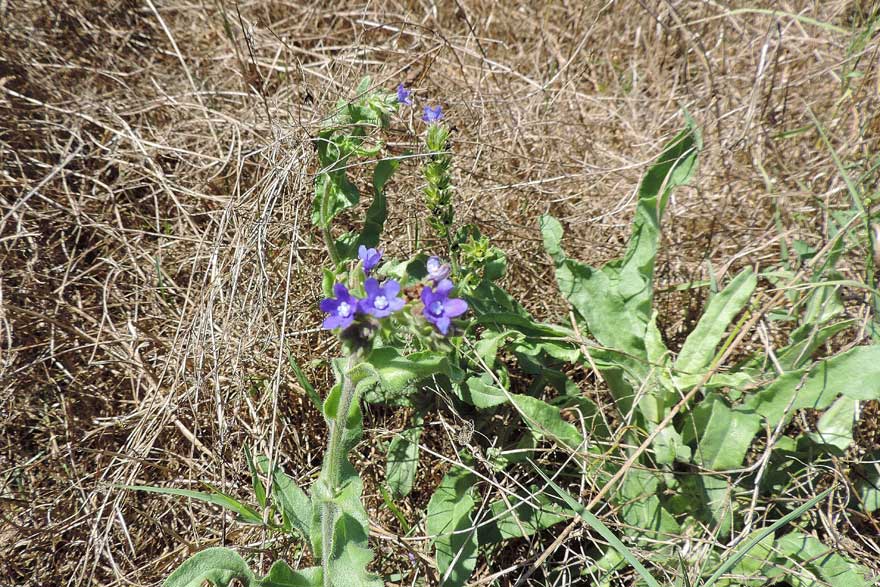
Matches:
[[337, 302, 352, 317], [374, 295, 388, 310], [429, 301, 444, 316]]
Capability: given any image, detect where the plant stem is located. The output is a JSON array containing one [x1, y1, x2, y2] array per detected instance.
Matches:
[[320, 173, 341, 267], [321, 352, 359, 586]]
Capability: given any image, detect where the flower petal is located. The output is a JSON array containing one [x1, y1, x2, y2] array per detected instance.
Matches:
[[443, 298, 468, 318], [383, 279, 401, 297], [364, 278, 380, 296], [333, 282, 350, 299], [319, 298, 339, 313], [435, 316, 451, 335], [434, 279, 454, 297]]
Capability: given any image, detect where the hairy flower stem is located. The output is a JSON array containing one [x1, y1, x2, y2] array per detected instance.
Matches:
[[321, 351, 360, 585]]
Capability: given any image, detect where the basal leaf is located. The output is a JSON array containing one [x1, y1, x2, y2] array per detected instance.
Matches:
[[807, 395, 856, 451], [772, 531, 872, 587], [461, 374, 508, 409], [164, 547, 256, 587], [685, 394, 761, 470], [743, 345, 880, 425], [426, 467, 478, 587], [476, 489, 569, 544], [510, 394, 584, 451], [675, 268, 756, 380], [386, 411, 423, 498]]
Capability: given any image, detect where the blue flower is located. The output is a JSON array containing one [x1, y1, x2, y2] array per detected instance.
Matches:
[[358, 245, 382, 274], [422, 105, 443, 124], [396, 83, 413, 106], [359, 278, 405, 318], [426, 256, 450, 283], [421, 279, 467, 335], [320, 283, 359, 330]]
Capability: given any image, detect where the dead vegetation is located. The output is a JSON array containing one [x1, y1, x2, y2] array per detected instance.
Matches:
[[2, 0, 879, 585]]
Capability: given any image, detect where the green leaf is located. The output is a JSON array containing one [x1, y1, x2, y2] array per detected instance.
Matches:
[[386, 412, 423, 498], [426, 467, 478, 587], [164, 547, 256, 587], [288, 353, 323, 411], [476, 489, 569, 544], [510, 394, 584, 451], [260, 561, 322, 587], [327, 513, 382, 587], [357, 159, 399, 249], [123, 485, 262, 525], [774, 319, 854, 371], [684, 394, 761, 470], [533, 466, 663, 587], [744, 345, 880, 425], [675, 268, 756, 380], [618, 468, 680, 539], [460, 374, 508, 409], [255, 456, 311, 539], [244, 445, 267, 510], [771, 531, 872, 587], [360, 348, 450, 406], [807, 395, 856, 451]]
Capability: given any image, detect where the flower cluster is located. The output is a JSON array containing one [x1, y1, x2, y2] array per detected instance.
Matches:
[[396, 83, 443, 125], [320, 250, 468, 337]]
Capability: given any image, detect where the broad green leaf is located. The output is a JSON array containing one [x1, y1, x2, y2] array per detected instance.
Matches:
[[360, 348, 449, 406], [533, 466, 663, 587], [675, 268, 756, 380], [618, 468, 679, 539], [510, 394, 584, 450], [743, 345, 880, 425], [460, 374, 508, 409], [255, 456, 311, 539], [684, 395, 761, 470], [357, 158, 399, 249], [164, 547, 256, 587], [476, 489, 568, 543], [261, 561, 322, 587], [386, 412, 423, 498], [426, 467, 478, 587], [327, 513, 382, 587], [771, 531, 872, 587], [473, 329, 523, 369], [807, 396, 856, 451], [124, 485, 262, 525]]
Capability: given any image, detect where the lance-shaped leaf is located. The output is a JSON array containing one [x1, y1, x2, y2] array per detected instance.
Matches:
[[357, 158, 399, 249], [327, 513, 383, 587], [386, 411, 424, 498], [359, 348, 450, 406], [683, 394, 761, 470], [255, 456, 311, 539], [261, 560, 322, 587]]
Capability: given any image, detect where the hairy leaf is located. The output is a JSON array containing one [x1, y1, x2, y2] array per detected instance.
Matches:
[[261, 560, 322, 587], [163, 547, 256, 587], [386, 411, 423, 497]]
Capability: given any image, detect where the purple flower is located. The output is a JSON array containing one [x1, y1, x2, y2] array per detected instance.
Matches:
[[359, 278, 405, 318], [320, 283, 359, 330], [422, 105, 443, 124], [421, 279, 468, 335], [358, 245, 382, 274], [426, 256, 450, 283], [396, 83, 413, 106]]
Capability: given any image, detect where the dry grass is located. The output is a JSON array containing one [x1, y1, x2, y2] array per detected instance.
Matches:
[[2, 0, 879, 585]]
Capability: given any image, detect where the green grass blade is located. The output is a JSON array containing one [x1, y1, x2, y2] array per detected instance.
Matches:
[[119, 484, 263, 525]]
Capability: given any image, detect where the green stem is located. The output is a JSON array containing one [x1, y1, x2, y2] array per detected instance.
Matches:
[[320, 173, 341, 267], [321, 352, 360, 586]]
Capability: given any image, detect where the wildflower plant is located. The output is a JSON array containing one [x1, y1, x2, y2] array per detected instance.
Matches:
[[130, 78, 878, 587]]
